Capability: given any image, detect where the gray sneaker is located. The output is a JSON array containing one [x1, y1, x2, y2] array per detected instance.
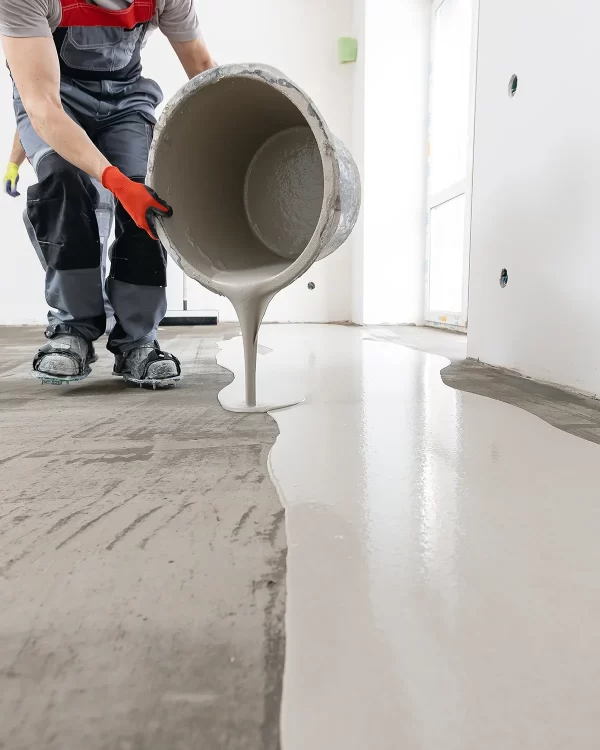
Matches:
[[32, 334, 97, 385], [113, 341, 181, 388]]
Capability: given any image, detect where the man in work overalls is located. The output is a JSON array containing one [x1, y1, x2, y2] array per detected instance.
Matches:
[[0, 0, 215, 387]]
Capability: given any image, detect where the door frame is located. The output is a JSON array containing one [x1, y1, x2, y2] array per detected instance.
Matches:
[[424, 0, 480, 330]]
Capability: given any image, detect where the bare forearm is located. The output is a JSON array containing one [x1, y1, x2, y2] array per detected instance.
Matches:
[[27, 101, 110, 181], [2, 35, 110, 182], [170, 38, 216, 79], [9, 130, 26, 167]]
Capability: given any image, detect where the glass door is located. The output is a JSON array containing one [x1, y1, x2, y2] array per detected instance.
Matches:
[[425, 0, 477, 328]]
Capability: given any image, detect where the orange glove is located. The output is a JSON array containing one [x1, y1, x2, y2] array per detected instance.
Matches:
[[102, 166, 172, 240]]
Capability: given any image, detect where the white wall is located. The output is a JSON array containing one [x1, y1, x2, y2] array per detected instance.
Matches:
[[468, 0, 600, 395], [0, 0, 355, 325], [352, 0, 431, 325]]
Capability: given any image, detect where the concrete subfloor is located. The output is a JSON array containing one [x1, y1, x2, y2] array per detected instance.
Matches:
[[1, 323, 600, 749], [442, 357, 600, 447], [0, 325, 284, 750]]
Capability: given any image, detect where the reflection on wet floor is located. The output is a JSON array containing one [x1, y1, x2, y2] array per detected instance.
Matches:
[[219, 324, 600, 750]]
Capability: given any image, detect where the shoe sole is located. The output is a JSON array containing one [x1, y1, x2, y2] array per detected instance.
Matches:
[[31, 367, 92, 385], [112, 371, 182, 389]]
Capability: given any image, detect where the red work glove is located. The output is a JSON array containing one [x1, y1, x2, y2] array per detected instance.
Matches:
[[101, 166, 172, 240]]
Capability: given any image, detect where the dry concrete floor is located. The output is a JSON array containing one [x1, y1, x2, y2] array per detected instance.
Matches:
[[0, 325, 284, 750], [1, 323, 600, 749]]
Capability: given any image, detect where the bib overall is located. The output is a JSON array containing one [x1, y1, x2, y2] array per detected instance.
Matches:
[[13, 0, 167, 353]]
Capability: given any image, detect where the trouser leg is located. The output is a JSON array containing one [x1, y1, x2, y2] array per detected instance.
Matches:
[[93, 181, 116, 325], [23, 208, 47, 271], [27, 151, 106, 341], [23, 180, 115, 332], [94, 115, 167, 354], [15, 91, 106, 341]]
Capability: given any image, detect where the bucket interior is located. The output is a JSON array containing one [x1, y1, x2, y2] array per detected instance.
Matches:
[[151, 76, 325, 284]]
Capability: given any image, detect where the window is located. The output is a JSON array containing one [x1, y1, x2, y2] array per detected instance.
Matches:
[[425, 0, 477, 327]]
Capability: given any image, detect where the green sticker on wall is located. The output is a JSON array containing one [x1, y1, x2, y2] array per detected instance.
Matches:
[[338, 37, 358, 64]]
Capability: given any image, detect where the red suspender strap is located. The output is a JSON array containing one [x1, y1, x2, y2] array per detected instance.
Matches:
[[59, 0, 155, 28]]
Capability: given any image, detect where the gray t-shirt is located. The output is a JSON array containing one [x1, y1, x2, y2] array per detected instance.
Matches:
[[0, 0, 201, 42]]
